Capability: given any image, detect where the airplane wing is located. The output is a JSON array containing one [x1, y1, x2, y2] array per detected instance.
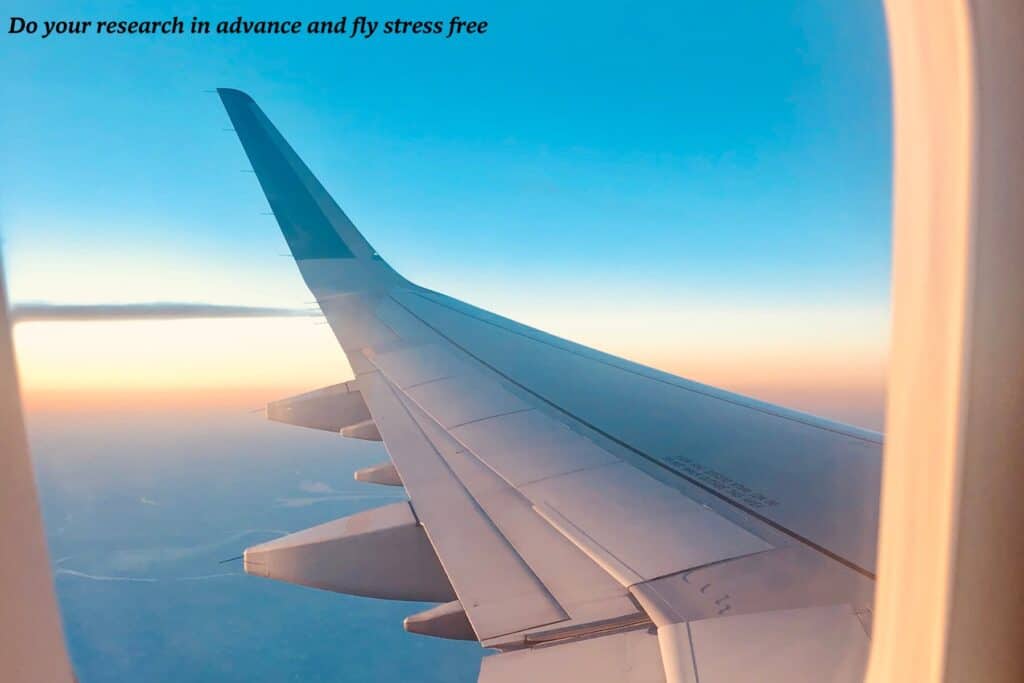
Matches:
[[218, 88, 879, 683]]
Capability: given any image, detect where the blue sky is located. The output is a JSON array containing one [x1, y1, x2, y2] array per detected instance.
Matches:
[[2, 1, 892, 425], [2, 0, 890, 300]]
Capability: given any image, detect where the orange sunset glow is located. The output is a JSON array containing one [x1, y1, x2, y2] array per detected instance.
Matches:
[[13, 303, 887, 429]]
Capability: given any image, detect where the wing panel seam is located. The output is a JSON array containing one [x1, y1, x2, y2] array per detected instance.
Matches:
[[387, 292, 877, 581], [404, 289, 881, 445]]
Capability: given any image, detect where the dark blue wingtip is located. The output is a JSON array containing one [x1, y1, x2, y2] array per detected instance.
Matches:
[[216, 88, 255, 104]]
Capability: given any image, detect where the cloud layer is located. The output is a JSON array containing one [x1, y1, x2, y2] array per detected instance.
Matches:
[[11, 302, 317, 322]]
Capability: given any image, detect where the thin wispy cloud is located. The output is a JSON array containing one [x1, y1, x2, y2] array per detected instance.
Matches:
[[54, 568, 243, 583], [55, 568, 158, 583], [10, 302, 318, 322], [102, 529, 290, 573], [274, 493, 405, 508], [298, 480, 335, 494]]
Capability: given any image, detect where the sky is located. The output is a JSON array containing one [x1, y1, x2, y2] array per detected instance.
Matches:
[[2, 2, 892, 681], [1, 0, 892, 426]]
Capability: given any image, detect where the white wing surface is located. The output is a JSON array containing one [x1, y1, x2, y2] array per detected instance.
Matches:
[[219, 89, 878, 682]]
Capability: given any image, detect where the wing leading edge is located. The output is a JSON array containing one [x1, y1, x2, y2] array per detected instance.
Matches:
[[218, 89, 878, 682]]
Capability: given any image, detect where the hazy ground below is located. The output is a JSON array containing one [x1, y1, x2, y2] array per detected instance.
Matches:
[[27, 407, 483, 682]]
